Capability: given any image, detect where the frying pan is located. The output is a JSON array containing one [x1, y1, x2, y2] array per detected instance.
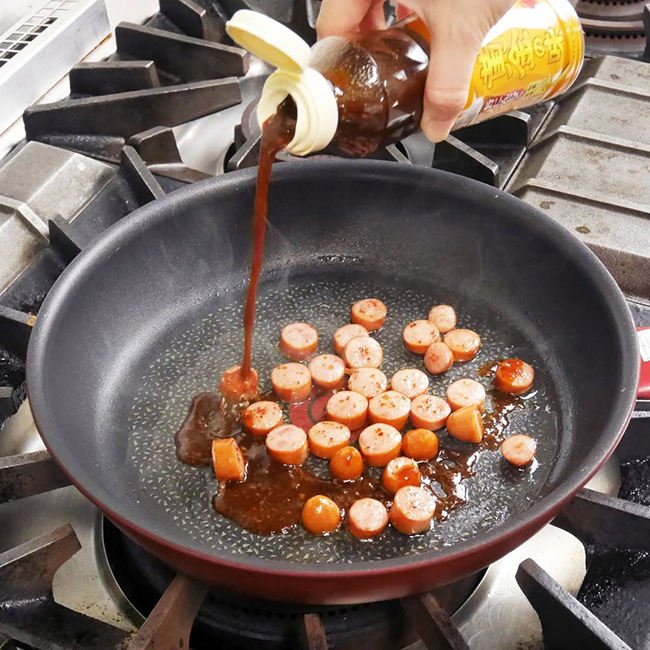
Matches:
[[27, 160, 639, 604]]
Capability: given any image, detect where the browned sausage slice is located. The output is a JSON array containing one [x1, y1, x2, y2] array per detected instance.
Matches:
[[219, 365, 259, 403], [443, 329, 481, 362], [348, 367, 388, 399], [333, 324, 368, 356], [391, 368, 430, 398], [266, 424, 309, 465], [389, 486, 436, 535], [330, 446, 364, 480], [308, 421, 351, 458], [351, 299, 387, 331], [403, 320, 440, 354], [446, 378, 486, 412], [368, 391, 412, 429], [382, 457, 421, 494], [494, 359, 535, 395], [348, 498, 389, 539], [212, 438, 247, 481], [427, 305, 457, 334], [325, 390, 368, 430], [424, 341, 454, 375], [302, 495, 341, 535], [446, 405, 484, 443], [358, 423, 402, 467], [409, 395, 451, 431], [280, 322, 318, 360], [308, 354, 346, 390], [271, 363, 312, 403], [501, 434, 537, 466], [241, 400, 283, 436], [342, 336, 383, 369], [402, 429, 439, 461]]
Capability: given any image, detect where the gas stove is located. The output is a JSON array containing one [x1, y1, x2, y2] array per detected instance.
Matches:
[[1, 1, 650, 649]]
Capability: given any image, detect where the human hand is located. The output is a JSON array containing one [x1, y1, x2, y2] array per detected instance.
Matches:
[[317, 0, 516, 142]]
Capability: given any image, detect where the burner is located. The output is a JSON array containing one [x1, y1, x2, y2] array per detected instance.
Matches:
[[102, 519, 483, 650], [576, 0, 649, 59]]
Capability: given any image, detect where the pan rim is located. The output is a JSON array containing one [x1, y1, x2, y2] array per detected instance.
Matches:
[[26, 159, 640, 579]]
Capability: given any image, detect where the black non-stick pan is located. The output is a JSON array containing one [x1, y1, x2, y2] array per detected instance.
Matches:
[[27, 160, 639, 603]]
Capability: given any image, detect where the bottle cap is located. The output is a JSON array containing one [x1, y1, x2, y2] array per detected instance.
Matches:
[[226, 10, 339, 155]]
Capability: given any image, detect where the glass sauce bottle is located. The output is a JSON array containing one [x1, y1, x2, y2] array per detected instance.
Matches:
[[226, 0, 584, 157]]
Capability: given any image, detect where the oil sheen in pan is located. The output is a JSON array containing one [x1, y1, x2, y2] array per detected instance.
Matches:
[[125, 270, 560, 564]]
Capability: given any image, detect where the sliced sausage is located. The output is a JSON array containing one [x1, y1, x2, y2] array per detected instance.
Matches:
[[382, 457, 421, 494], [351, 299, 387, 331], [495, 359, 535, 395], [501, 434, 537, 467], [368, 391, 412, 429], [333, 323, 369, 355], [358, 423, 402, 467], [348, 498, 389, 539], [389, 486, 436, 535], [219, 365, 259, 403], [308, 354, 346, 390], [446, 405, 484, 443], [241, 400, 283, 436], [409, 395, 451, 431], [443, 329, 481, 363], [301, 495, 341, 535], [424, 341, 454, 375], [211, 438, 246, 481], [446, 378, 486, 412], [427, 305, 457, 334], [280, 322, 318, 360], [403, 320, 440, 354], [271, 363, 312, 403], [266, 424, 309, 465], [330, 446, 364, 480], [348, 367, 388, 399], [391, 368, 430, 398], [308, 421, 351, 458], [402, 429, 439, 461], [326, 391, 368, 430], [342, 336, 383, 369]]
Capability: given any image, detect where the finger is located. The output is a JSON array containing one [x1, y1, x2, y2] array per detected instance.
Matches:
[[317, 0, 384, 38], [359, 2, 387, 32]]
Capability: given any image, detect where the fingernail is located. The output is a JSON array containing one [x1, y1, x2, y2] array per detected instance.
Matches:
[[421, 116, 454, 143]]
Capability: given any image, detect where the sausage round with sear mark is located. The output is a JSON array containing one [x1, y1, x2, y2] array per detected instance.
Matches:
[[403, 320, 440, 354], [342, 336, 383, 369], [308, 421, 351, 458], [271, 363, 312, 403], [382, 457, 421, 494], [348, 367, 388, 399], [333, 324, 369, 356], [351, 299, 387, 331], [443, 329, 481, 363], [279, 322, 318, 360], [389, 486, 436, 535], [212, 438, 246, 482], [424, 341, 454, 375], [219, 365, 259, 403], [391, 368, 430, 398], [427, 305, 457, 334], [301, 495, 341, 535], [308, 354, 346, 390], [348, 498, 389, 539], [358, 423, 402, 467], [266, 424, 309, 465], [446, 405, 484, 443], [402, 429, 439, 461], [326, 390, 368, 430], [241, 400, 283, 436], [501, 434, 537, 467], [446, 378, 486, 412], [330, 446, 364, 480], [409, 395, 451, 431], [368, 391, 412, 429], [495, 359, 535, 395]]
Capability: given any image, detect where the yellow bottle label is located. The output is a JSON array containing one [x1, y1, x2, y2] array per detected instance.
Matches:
[[455, 0, 584, 128]]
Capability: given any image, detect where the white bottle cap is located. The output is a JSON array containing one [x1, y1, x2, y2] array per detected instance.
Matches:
[[226, 10, 339, 155]]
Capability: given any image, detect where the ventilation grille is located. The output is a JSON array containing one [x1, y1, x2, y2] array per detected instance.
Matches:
[[0, 1, 80, 69]]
